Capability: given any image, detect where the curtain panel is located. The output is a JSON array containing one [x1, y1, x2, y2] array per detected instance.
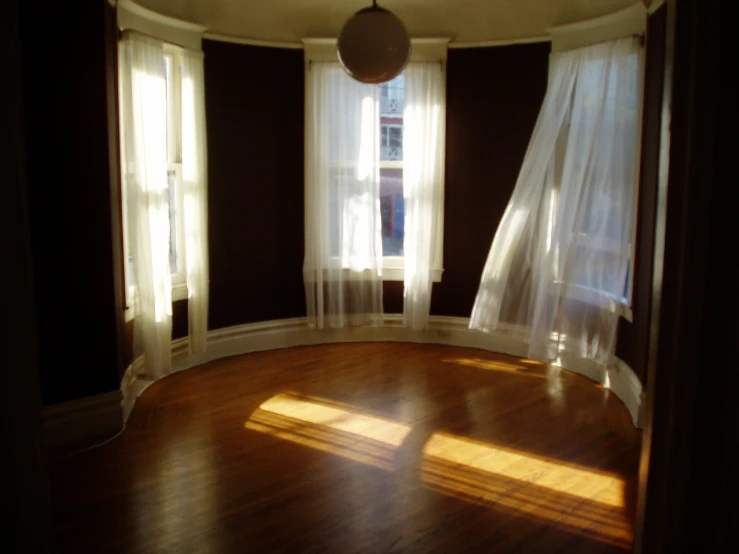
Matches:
[[119, 31, 209, 377], [402, 62, 446, 330], [303, 63, 384, 329], [471, 37, 645, 366]]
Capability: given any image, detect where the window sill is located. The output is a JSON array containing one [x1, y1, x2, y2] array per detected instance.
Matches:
[[123, 283, 189, 323], [172, 282, 188, 302], [382, 267, 443, 283], [551, 281, 633, 322]]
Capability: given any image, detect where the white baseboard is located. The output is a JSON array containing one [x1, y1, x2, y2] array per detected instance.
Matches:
[[43, 390, 124, 449], [121, 315, 645, 428]]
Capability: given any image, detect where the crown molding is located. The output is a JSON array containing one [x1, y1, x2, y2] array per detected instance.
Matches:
[[118, 0, 206, 33], [204, 33, 303, 49]]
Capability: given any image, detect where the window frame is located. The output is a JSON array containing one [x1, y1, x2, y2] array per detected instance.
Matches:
[[121, 43, 188, 321], [378, 76, 443, 283], [302, 39, 448, 285]]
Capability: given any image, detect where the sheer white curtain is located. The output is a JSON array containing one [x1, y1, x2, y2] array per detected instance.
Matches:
[[119, 32, 172, 378], [304, 63, 383, 328], [471, 37, 644, 365], [403, 62, 446, 330], [181, 49, 209, 354]]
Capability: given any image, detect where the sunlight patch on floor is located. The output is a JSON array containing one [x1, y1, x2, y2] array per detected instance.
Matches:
[[421, 432, 631, 547], [444, 357, 548, 377], [245, 393, 411, 470], [423, 432, 624, 507]]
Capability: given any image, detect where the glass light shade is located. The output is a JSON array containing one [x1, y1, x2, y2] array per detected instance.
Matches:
[[337, 5, 411, 84]]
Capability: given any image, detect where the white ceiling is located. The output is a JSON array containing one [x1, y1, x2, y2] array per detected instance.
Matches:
[[133, 0, 646, 45]]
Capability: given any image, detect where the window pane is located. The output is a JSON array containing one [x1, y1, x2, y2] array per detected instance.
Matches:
[[167, 170, 178, 273], [379, 74, 404, 115], [380, 168, 403, 256], [379, 74, 404, 162], [165, 56, 174, 162], [380, 125, 403, 161]]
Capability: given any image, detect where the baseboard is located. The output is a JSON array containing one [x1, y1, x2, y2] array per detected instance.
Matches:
[[611, 357, 646, 428], [121, 315, 644, 428], [43, 390, 124, 449]]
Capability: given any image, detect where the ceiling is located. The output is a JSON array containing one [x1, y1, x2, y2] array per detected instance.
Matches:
[[133, 0, 645, 45]]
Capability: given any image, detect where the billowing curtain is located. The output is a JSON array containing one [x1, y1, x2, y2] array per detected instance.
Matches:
[[402, 62, 446, 330], [119, 32, 172, 379], [304, 63, 383, 328], [470, 37, 644, 365], [181, 49, 209, 354]]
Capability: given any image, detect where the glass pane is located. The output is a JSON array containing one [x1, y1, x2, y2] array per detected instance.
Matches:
[[380, 125, 403, 161], [380, 168, 403, 256], [379, 74, 404, 162], [167, 170, 178, 273], [165, 56, 173, 162], [379, 74, 404, 115]]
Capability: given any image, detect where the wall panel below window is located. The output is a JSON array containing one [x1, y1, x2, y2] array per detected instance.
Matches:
[[204, 41, 306, 330]]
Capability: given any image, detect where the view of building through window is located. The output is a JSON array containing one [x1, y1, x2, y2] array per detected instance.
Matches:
[[380, 74, 404, 257]]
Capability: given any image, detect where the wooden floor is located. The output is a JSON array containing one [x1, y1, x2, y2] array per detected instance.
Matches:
[[49, 343, 641, 553]]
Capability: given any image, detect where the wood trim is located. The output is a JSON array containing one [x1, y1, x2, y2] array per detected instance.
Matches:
[[121, 316, 644, 428], [105, 0, 127, 382], [635, 0, 739, 550], [43, 390, 124, 449]]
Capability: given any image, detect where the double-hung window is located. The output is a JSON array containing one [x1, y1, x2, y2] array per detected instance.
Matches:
[[120, 42, 188, 318], [117, 5, 209, 364], [303, 39, 447, 329]]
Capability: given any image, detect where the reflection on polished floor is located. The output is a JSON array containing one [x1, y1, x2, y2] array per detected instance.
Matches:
[[49, 343, 641, 553]]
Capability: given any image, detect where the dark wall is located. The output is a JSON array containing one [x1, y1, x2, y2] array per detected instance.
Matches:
[[20, 1, 121, 405], [616, 5, 668, 383], [203, 41, 306, 330]]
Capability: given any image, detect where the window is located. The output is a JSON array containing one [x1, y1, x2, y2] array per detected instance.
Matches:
[[121, 43, 188, 317], [379, 75, 405, 265], [304, 58, 445, 290]]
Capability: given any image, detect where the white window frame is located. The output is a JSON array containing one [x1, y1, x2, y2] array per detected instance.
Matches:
[[380, 123, 403, 161], [122, 43, 188, 321]]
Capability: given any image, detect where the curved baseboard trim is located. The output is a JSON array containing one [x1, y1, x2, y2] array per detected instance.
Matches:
[[121, 315, 644, 428], [43, 390, 124, 449]]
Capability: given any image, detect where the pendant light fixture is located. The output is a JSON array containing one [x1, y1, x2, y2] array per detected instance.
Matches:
[[337, 1, 411, 84]]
